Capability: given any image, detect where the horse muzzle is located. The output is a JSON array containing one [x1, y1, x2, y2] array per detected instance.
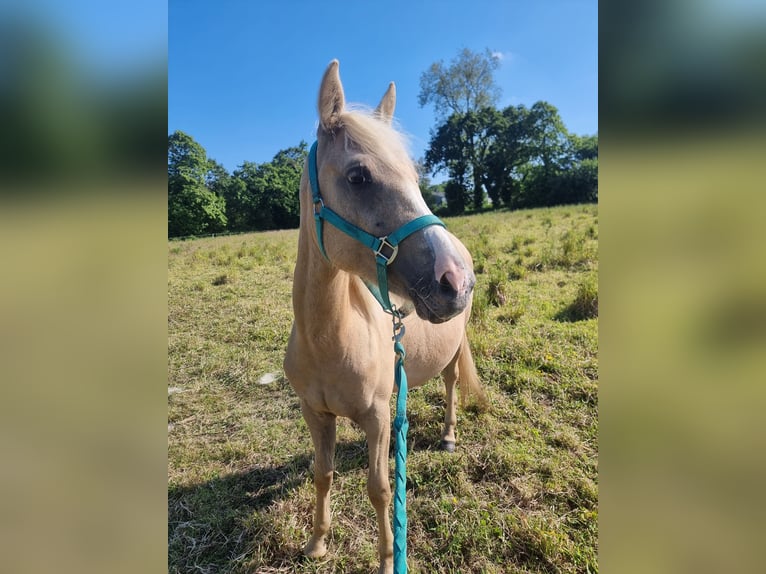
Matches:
[[409, 268, 475, 323], [393, 228, 475, 324]]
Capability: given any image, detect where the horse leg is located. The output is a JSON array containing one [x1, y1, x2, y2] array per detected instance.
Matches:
[[300, 400, 337, 558], [361, 405, 394, 574], [440, 355, 459, 453]]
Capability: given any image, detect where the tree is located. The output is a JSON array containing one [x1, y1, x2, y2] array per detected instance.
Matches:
[[515, 106, 598, 208], [562, 134, 598, 203], [220, 175, 249, 232], [228, 142, 308, 232], [569, 134, 598, 161], [425, 107, 501, 211], [268, 142, 308, 229], [419, 48, 502, 210], [418, 48, 501, 118], [443, 180, 469, 215], [484, 104, 534, 208], [424, 113, 472, 213], [232, 161, 271, 230], [416, 160, 446, 212], [205, 159, 230, 195], [525, 102, 571, 173], [167, 131, 227, 237], [515, 103, 574, 208]]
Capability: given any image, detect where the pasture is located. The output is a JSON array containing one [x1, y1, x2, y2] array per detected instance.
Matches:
[[168, 204, 598, 573]]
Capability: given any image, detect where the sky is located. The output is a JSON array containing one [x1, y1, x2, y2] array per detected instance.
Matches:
[[169, 0, 597, 174], [3, 0, 167, 75]]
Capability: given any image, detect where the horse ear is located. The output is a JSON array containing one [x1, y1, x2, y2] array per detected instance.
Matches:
[[375, 82, 396, 124], [318, 60, 345, 132]]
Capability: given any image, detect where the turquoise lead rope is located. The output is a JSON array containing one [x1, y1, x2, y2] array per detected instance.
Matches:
[[392, 326, 409, 573], [308, 141, 444, 573]]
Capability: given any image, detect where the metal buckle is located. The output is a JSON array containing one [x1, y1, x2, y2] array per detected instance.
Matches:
[[391, 307, 406, 343], [313, 198, 324, 216], [375, 236, 398, 265]]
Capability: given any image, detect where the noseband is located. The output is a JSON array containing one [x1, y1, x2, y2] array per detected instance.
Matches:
[[308, 140, 445, 319]]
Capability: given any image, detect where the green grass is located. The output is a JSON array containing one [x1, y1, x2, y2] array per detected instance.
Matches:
[[168, 205, 598, 573]]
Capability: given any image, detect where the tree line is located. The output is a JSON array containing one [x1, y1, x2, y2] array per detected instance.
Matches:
[[168, 48, 596, 238], [420, 102, 596, 214], [418, 48, 596, 214], [168, 132, 307, 238]]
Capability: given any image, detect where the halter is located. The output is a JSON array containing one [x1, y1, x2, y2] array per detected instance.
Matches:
[[308, 139, 444, 573], [309, 140, 444, 316]]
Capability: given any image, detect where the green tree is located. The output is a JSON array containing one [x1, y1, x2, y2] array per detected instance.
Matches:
[[205, 159, 230, 195], [418, 48, 501, 118], [268, 142, 308, 229], [561, 134, 598, 203], [416, 160, 446, 212], [516, 103, 576, 208], [569, 134, 598, 161], [424, 113, 471, 214], [425, 108, 501, 211], [232, 161, 271, 230], [526, 102, 571, 173], [419, 48, 502, 210], [220, 175, 249, 232], [517, 114, 598, 208], [443, 180, 469, 215], [229, 142, 308, 232], [484, 104, 535, 208], [206, 159, 253, 233], [167, 131, 227, 237]]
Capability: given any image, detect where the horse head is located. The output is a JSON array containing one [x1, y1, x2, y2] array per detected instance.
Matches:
[[309, 60, 475, 324]]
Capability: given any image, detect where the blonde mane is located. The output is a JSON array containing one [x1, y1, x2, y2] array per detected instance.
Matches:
[[334, 106, 418, 181]]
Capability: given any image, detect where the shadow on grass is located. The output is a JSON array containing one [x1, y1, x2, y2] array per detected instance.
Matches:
[[554, 302, 598, 322], [168, 427, 460, 573], [407, 411, 449, 453], [168, 439, 371, 574]]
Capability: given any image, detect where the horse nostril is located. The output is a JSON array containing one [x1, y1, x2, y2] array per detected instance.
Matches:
[[439, 270, 460, 294]]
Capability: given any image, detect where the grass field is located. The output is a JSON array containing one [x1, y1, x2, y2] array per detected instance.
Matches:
[[168, 204, 598, 573]]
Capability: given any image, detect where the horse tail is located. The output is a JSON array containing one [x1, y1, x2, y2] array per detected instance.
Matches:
[[457, 334, 488, 410]]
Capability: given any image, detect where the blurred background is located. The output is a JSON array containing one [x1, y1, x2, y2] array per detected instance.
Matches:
[[0, 2, 167, 574], [0, 2, 165, 189], [600, 0, 766, 572], [1, 0, 765, 572]]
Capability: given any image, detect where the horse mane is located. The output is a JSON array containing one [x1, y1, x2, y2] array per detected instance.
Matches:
[[331, 105, 419, 181]]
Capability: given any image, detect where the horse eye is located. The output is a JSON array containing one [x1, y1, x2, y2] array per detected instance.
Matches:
[[347, 166, 371, 185]]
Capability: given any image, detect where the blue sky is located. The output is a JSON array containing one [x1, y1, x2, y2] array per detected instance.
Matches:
[[4, 0, 167, 75], [169, 1, 597, 174]]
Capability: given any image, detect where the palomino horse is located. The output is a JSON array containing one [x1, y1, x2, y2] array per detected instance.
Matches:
[[284, 60, 484, 574]]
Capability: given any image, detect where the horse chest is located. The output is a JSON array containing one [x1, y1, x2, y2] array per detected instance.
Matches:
[[285, 326, 396, 417]]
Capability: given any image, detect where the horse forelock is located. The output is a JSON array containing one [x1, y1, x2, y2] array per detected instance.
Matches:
[[331, 106, 418, 182]]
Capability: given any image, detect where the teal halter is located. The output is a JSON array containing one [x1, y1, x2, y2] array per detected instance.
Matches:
[[308, 139, 444, 573], [309, 140, 444, 316]]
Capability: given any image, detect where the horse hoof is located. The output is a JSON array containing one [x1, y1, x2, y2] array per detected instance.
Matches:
[[440, 440, 456, 453], [303, 538, 328, 559]]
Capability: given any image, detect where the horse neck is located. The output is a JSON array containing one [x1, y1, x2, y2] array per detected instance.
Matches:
[[292, 219, 361, 338]]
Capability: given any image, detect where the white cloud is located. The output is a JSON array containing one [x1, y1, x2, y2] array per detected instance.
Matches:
[[491, 51, 516, 64]]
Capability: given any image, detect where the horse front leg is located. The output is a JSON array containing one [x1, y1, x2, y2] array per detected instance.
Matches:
[[440, 357, 459, 452], [300, 400, 337, 558], [361, 405, 394, 574]]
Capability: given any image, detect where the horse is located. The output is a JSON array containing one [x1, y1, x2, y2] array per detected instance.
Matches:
[[283, 60, 485, 574]]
